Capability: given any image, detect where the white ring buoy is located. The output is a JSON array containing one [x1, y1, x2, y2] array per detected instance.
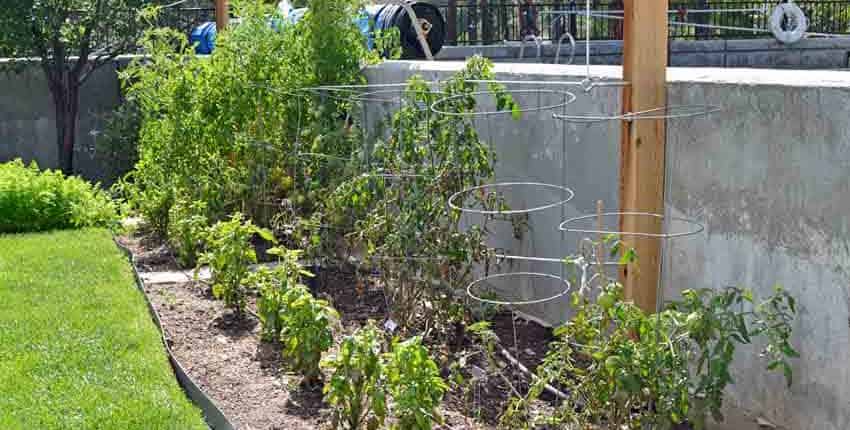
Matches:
[[770, 3, 808, 44]]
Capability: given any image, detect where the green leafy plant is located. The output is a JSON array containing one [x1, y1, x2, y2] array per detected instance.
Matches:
[[249, 246, 314, 342], [0, 159, 118, 233], [384, 336, 448, 430], [280, 285, 339, 383], [324, 56, 520, 332], [198, 213, 275, 316], [124, 0, 378, 241], [167, 198, 209, 267], [503, 238, 799, 430], [322, 323, 388, 430]]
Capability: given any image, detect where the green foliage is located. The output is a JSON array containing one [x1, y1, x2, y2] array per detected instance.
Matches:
[[504, 249, 799, 429], [167, 198, 208, 267], [96, 100, 141, 183], [0, 159, 118, 233], [0, 0, 156, 173], [280, 285, 339, 382], [0, 0, 150, 60], [249, 246, 314, 341], [322, 324, 388, 430], [124, 0, 378, 237], [384, 337, 447, 430], [669, 286, 799, 425], [198, 213, 275, 315], [325, 56, 517, 331]]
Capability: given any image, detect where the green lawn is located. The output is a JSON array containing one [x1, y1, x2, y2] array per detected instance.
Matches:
[[0, 229, 206, 430]]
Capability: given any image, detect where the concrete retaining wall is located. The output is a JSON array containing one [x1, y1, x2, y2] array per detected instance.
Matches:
[[437, 37, 850, 69], [0, 59, 123, 182], [365, 61, 850, 430]]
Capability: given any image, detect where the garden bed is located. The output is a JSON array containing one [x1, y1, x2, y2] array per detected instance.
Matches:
[[124, 230, 555, 429]]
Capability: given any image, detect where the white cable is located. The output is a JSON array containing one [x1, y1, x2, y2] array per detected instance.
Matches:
[[770, 2, 808, 44]]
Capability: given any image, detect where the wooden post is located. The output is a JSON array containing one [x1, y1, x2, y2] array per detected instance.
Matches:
[[619, 0, 668, 313], [215, 0, 229, 31]]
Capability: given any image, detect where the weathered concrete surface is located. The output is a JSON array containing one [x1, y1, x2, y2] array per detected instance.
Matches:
[[366, 61, 850, 430], [438, 37, 850, 69], [0, 59, 123, 182], [663, 73, 850, 430]]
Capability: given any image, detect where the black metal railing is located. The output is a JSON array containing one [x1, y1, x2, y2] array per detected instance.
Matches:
[[439, 1, 850, 45], [153, 2, 850, 47], [157, 6, 216, 36]]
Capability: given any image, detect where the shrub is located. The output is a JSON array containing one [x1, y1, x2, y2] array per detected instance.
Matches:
[[280, 285, 339, 383], [384, 337, 447, 430], [0, 159, 117, 233], [322, 323, 388, 430], [198, 213, 274, 315]]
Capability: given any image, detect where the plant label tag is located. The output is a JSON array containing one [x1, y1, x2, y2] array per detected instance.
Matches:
[[470, 365, 487, 380], [384, 319, 398, 333]]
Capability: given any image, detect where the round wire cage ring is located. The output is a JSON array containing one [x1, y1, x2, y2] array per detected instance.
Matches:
[[467, 272, 571, 306], [491, 253, 624, 267], [369, 254, 448, 262], [348, 88, 447, 107], [559, 212, 705, 239], [300, 83, 443, 105], [295, 152, 352, 162], [554, 104, 721, 124], [430, 89, 577, 117], [360, 171, 433, 181], [448, 182, 575, 216]]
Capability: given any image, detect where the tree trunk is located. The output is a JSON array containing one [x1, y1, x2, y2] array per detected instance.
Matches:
[[51, 72, 80, 175]]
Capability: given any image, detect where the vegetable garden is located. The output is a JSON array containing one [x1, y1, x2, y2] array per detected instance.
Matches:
[[101, 1, 803, 429]]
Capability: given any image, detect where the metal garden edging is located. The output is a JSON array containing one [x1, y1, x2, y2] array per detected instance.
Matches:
[[114, 239, 236, 430]]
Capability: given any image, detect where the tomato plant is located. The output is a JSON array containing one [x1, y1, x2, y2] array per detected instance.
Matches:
[[122, 0, 379, 237], [324, 56, 519, 332], [503, 238, 799, 430]]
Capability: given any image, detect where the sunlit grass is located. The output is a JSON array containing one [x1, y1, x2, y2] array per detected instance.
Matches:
[[0, 229, 206, 429]]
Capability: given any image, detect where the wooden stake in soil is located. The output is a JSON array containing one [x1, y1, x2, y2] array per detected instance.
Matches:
[[619, 0, 669, 313], [596, 200, 604, 269]]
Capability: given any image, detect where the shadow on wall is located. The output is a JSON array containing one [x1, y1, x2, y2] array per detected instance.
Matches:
[[0, 59, 125, 184]]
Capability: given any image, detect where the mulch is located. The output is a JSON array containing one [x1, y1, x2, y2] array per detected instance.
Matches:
[[127, 231, 556, 430]]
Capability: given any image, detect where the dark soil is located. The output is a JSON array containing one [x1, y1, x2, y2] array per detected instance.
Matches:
[[117, 230, 181, 272], [128, 232, 555, 430]]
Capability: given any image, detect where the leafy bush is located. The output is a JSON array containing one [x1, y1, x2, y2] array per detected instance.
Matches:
[[280, 285, 339, 383], [123, 0, 379, 237], [198, 213, 274, 315], [384, 337, 448, 430], [0, 159, 117, 233], [503, 246, 799, 429], [323, 323, 388, 430], [250, 246, 314, 342]]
